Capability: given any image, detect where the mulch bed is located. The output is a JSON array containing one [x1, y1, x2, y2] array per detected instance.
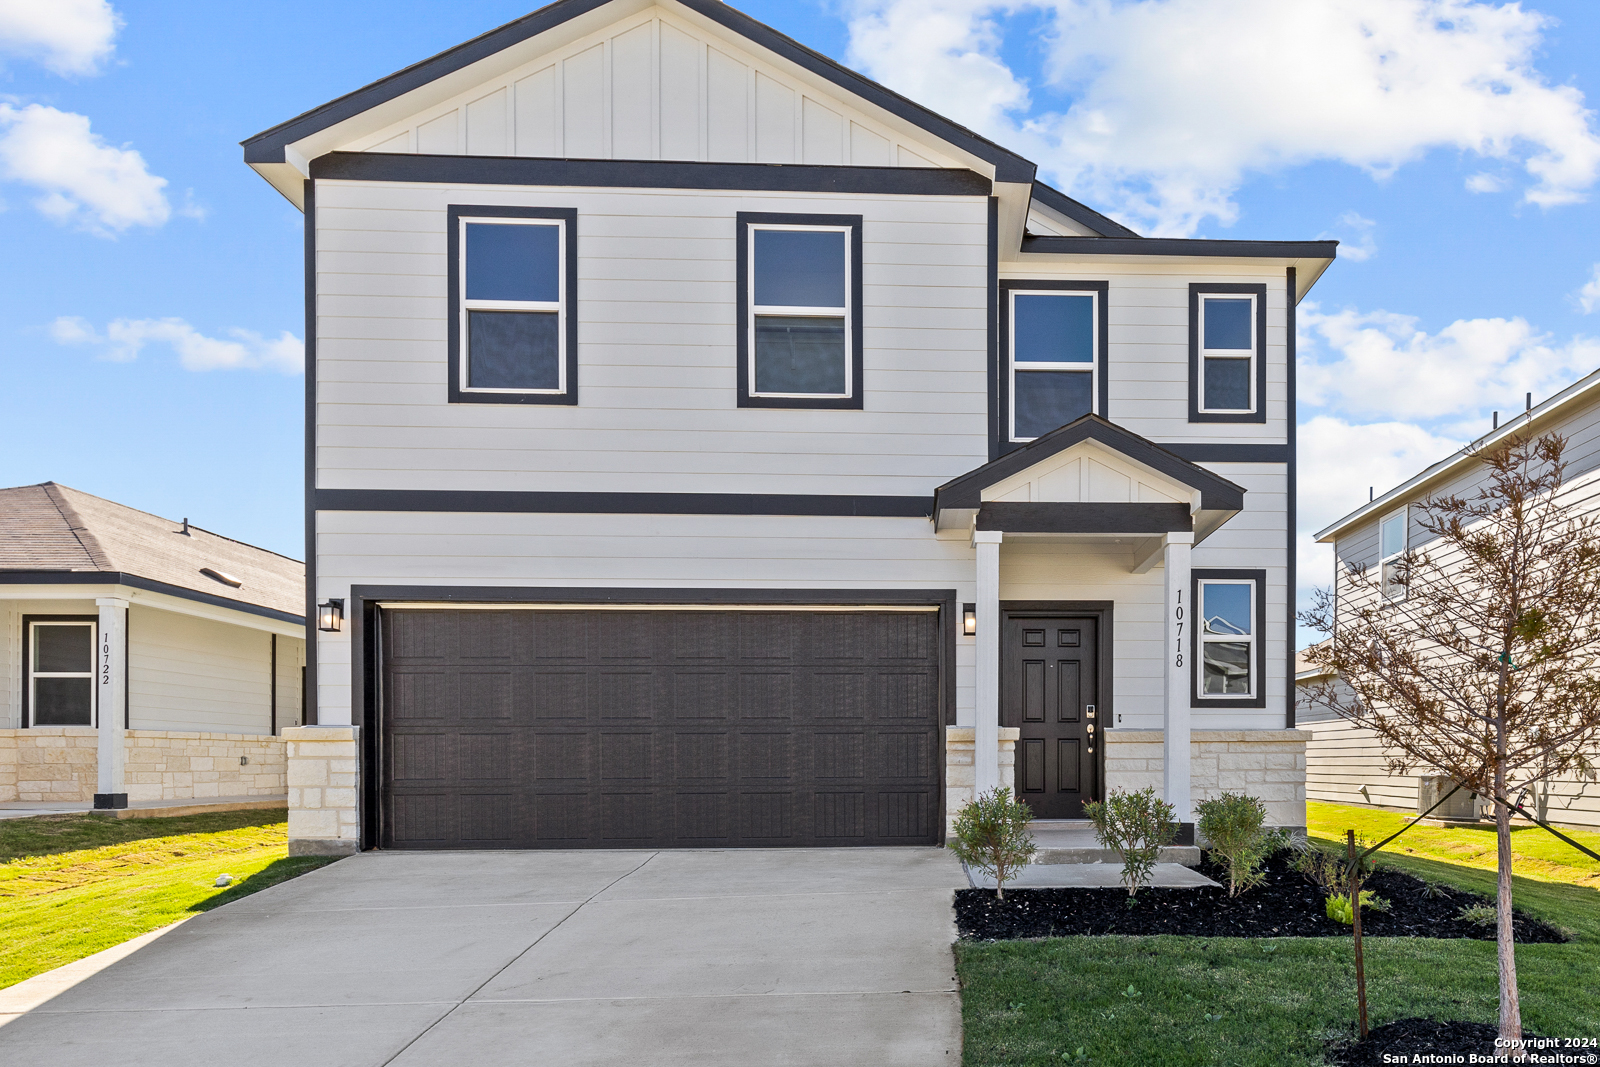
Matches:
[[955, 849, 1568, 942], [1328, 1018, 1560, 1066]]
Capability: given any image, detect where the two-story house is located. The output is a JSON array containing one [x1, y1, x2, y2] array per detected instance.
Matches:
[[1304, 368, 1600, 832], [243, 0, 1334, 855]]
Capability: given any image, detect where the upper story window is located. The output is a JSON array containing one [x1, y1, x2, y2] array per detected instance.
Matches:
[[26, 618, 95, 726], [1191, 570, 1266, 708], [1380, 508, 1408, 600], [736, 212, 863, 410], [997, 280, 1109, 453], [447, 205, 578, 405], [1188, 283, 1266, 424]]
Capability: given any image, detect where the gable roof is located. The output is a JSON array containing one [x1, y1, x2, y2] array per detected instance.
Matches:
[[934, 414, 1246, 513], [243, 0, 1035, 184], [1029, 180, 1141, 239], [0, 483, 304, 620]]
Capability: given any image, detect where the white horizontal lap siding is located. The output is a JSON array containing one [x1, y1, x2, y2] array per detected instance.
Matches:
[[310, 510, 976, 726], [998, 542, 1165, 729], [998, 261, 1290, 443], [128, 606, 273, 735], [314, 181, 990, 496], [1192, 463, 1288, 728]]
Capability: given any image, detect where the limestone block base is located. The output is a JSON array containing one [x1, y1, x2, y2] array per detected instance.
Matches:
[[944, 726, 1021, 836], [1103, 729, 1311, 831], [0, 728, 286, 803], [285, 726, 361, 853]]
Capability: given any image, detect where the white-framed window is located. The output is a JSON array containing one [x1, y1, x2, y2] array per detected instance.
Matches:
[[1197, 293, 1256, 413], [1380, 508, 1407, 600], [448, 206, 577, 405], [746, 223, 853, 399], [1198, 580, 1255, 698], [27, 620, 96, 727], [1009, 289, 1098, 441]]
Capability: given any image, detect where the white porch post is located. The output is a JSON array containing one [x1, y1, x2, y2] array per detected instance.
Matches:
[[1162, 532, 1194, 825], [95, 596, 129, 809], [973, 530, 1003, 796]]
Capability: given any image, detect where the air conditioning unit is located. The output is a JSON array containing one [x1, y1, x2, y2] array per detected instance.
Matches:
[[1417, 775, 1480, 822]]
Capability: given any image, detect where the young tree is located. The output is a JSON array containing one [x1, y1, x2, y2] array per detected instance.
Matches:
[[1301, 433, 1600, 1046]]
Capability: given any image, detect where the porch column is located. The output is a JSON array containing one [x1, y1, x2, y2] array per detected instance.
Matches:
[[1162, 532, 1194, 825], [974, 529, 1003, 796], [94, 597, 128, 809]]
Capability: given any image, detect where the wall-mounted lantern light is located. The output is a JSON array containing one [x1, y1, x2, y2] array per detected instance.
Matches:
[[317, 598, 345, 632], [962, 603, 977, 636]]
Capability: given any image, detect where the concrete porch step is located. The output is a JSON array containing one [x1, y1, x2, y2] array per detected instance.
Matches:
[[1027, 819, 1202, 866], [0, 795, 286, 821]]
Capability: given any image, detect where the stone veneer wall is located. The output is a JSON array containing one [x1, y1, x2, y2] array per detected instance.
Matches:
[[0, 728, 284, 803], [283, 726, 361, 856], [0, 727, 99, 802], [1103, 729, 1311, 830], [125, 731, 285, 801], [944, 727, 1020, 837]]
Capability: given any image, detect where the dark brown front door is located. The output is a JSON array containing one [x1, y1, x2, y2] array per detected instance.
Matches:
[[1003, 614, 1100, 819]]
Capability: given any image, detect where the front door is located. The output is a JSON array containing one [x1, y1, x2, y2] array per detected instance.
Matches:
[[1003, 614, 1100, 819]]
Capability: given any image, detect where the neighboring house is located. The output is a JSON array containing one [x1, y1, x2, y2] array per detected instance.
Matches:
[[0, 483, 306, 806], [242, 0, 1334, 856], [1304, 369, 1600, 831]]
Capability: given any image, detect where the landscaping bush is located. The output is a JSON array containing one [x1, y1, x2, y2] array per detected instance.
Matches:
[[1326, 890, 1391, 925], [1292, 839, 1374, 898], [1196, 791, 1287, 897], [949, 787, 1036, 899], [1083, 786, 1178, 896]]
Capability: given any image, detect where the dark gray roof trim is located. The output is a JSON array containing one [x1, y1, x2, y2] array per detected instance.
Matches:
[[1020, 236, 1338, 259], [0, 571, 306, 627], [976, 502, 1192, 534], [935, 413, 1246, 512], [243, 0, 1038, 183], [310, 152, 992, 195], [1028, 181, 1140, 239]]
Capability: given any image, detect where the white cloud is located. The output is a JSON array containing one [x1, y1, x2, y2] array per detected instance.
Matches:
[[0, 103, 168, 235], [1466, 171, 1506, 193], [52, 316, 303, 372], [1297, 303, 1600, 421], [0, 0, 121, 76], [1324, 211, 1377, 262], [846, 0, 1600, 235], [1577, 264, 1600, 315]]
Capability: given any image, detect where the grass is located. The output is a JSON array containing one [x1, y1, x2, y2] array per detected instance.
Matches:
[[0, 809, 340, 990], [957, 801, 1600, 1066]]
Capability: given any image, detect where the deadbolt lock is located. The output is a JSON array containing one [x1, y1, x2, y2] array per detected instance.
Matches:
[[1086, 704, 1096, 718]]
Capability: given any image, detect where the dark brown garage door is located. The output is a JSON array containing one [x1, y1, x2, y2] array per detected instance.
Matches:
[[377, 608, 942, 849]]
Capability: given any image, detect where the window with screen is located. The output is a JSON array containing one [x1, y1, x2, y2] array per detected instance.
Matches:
[[27, 620, 95, 726], [1010, 290, 1097, 441], [1380, 508, 1408, 600], [1188, 284, 1266, 423]]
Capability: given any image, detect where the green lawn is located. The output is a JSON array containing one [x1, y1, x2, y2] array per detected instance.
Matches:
[[0, 809, 340, 990], [957, 802, 1600, 1066]]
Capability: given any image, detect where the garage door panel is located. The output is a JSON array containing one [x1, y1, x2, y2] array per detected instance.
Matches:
[[379, 607, 941, 849]]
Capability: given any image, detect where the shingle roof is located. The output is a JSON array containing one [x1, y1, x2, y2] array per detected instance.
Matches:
[[0, 483, 303, 618]]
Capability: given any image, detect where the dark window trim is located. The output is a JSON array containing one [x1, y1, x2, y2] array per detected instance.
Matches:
[[242, 0, 1036, 183], [309, 152, 994, 196], [21, 615, 99, 729], [1190, 568, 1268, 709], [447, 204, 579, 406], [314, 488, 930, 517], [0, 572, 304, 627], [996, 279, 1109, 457], [735, 212, 864, 410], [350, 584, 959, 852], [1188, 283, 1267, 424], [999, 601, 1114, 734]]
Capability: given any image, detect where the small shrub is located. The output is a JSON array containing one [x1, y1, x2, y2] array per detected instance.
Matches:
[[1195, 792, 1286, 897], [1457, 902, 1499, 927], [1325, 890, 1386, 925], [1083, 786, 1178, 895], [949, 787, 1036, 899], [1291, 839, 1373, 897], [1420, 880, 1451, 899]]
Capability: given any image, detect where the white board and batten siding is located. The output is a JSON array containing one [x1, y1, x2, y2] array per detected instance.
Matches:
[[315, 180, 992, 497], [344, 6, 957, 172]]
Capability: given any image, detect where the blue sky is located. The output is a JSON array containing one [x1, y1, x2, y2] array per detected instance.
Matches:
[[3, 1, 1598, 644]]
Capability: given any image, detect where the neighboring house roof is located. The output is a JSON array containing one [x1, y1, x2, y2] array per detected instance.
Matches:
[[1316, 365, 1600, 543], [1294, 644, 1334, 683], [0, 483, 304, 621]]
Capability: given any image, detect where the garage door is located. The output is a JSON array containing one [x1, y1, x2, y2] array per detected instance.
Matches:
[[377, 607, 942, 849]]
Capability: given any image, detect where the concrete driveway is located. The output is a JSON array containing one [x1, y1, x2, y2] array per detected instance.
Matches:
[[0, 848, 964, 1066]]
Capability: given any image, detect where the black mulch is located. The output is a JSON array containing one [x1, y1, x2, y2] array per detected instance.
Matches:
[[1328, 1018, 1558, 1066], [955, 849, 1568, 942]]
